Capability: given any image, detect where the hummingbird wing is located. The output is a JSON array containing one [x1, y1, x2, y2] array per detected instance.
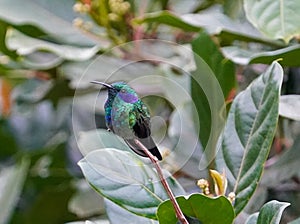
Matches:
[[124, 104, 162, 160]]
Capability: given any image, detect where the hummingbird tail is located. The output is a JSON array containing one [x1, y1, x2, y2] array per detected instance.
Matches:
[[124, 138, 162, 161], [149, 146, 163, 161]]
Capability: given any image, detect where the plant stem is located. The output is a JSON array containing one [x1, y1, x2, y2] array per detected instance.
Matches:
[[133, 139, 189, 224]]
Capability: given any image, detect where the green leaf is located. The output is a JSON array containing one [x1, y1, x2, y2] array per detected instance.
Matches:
[[77, 129, 130, 156], [157, 194, 234, 224], [78, 149, 185, 219], [256, 200, 290, 224], [10, 144, 76, 224], [223, 0, 244, 19], [192, 31, 236, 100], [222, 45, 300, 66], [279, 95, 300, 121], [135, 7, 282, 46], [0, 157, 30, 224], [181, 6, 283, 46], [105, 199, 158, 224], [0, 20, 18, 58], [6, 29, 101, 61], [216, 61, 283, 215], [191, 31, 234, 152], [133, 11, 201, 32], [0, 118, 18, 159], [244, 0, 300, 43]]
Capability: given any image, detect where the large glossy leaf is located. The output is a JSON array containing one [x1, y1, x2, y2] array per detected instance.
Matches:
[[66, 220, 109, 224], [246, 200, 290, 224], [222, 45, 300, 66], [0, 157, 30, 224], [244, 0, 300, 43], [105, 199, 158, 224], [77, 129, 130, 156], [78, 149, 185, 219], [216, 61, 283, 215], [157, 194, 234, 224]]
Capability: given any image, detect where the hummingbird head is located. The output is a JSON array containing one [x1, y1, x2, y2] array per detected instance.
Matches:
[[91, 81, 139, 103]]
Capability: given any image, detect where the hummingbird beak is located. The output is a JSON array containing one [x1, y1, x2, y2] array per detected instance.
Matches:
[[90, 81, 113, 89]]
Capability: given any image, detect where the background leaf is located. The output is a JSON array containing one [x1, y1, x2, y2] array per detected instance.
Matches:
[[105, 199, 158, 224], [7, 29, 101, 61], [256, 200, 290, 224], [191, 31, 234, 157], [279, 95, 300, 121], [245, 213, 259, 224], [288, 217, 300, 224], [0, 0, 97, 46], [68, 180, 105, 218], [136, 6, 281, 46], [133, 11, 201, 32], [157, 194, 234, 224], [244, 0, 300, 43], [261, 137, 300, 188], [216, 61, 283, 214], [78, 149, 185, 219], [222, 45, 300, 66], [77, 129, 130, 156], [0, 157, 30, 224]]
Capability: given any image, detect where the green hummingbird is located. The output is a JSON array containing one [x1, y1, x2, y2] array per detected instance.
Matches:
[[91, 81, 162, 161]]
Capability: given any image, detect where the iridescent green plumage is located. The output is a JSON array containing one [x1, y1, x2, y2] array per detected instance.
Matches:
[[91, 81, 162, 160]]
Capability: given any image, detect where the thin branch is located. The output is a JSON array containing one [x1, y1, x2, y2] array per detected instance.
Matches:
[[133, 139, 189, 224]]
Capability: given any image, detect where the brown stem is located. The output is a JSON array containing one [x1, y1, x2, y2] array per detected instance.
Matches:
[[133, 139, 189, 224]]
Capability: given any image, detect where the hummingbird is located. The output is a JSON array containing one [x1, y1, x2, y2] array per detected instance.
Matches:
[[91, 81, 162, 161]]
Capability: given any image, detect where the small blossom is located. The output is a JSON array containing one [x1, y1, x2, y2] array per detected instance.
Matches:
[[73, 2, 90, 14], [228, 192, 235, 203], [73, 18, 84, 28], [0, 55, 9, 65], [108, 13, 121, 22], [83, 21, 93, 30], [73, 2, 83, 13], [197, 179, 210, 195], [109, 0, 130, 15]]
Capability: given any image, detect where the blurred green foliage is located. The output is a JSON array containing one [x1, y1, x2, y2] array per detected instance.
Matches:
[[0, 0, 300, 223]]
